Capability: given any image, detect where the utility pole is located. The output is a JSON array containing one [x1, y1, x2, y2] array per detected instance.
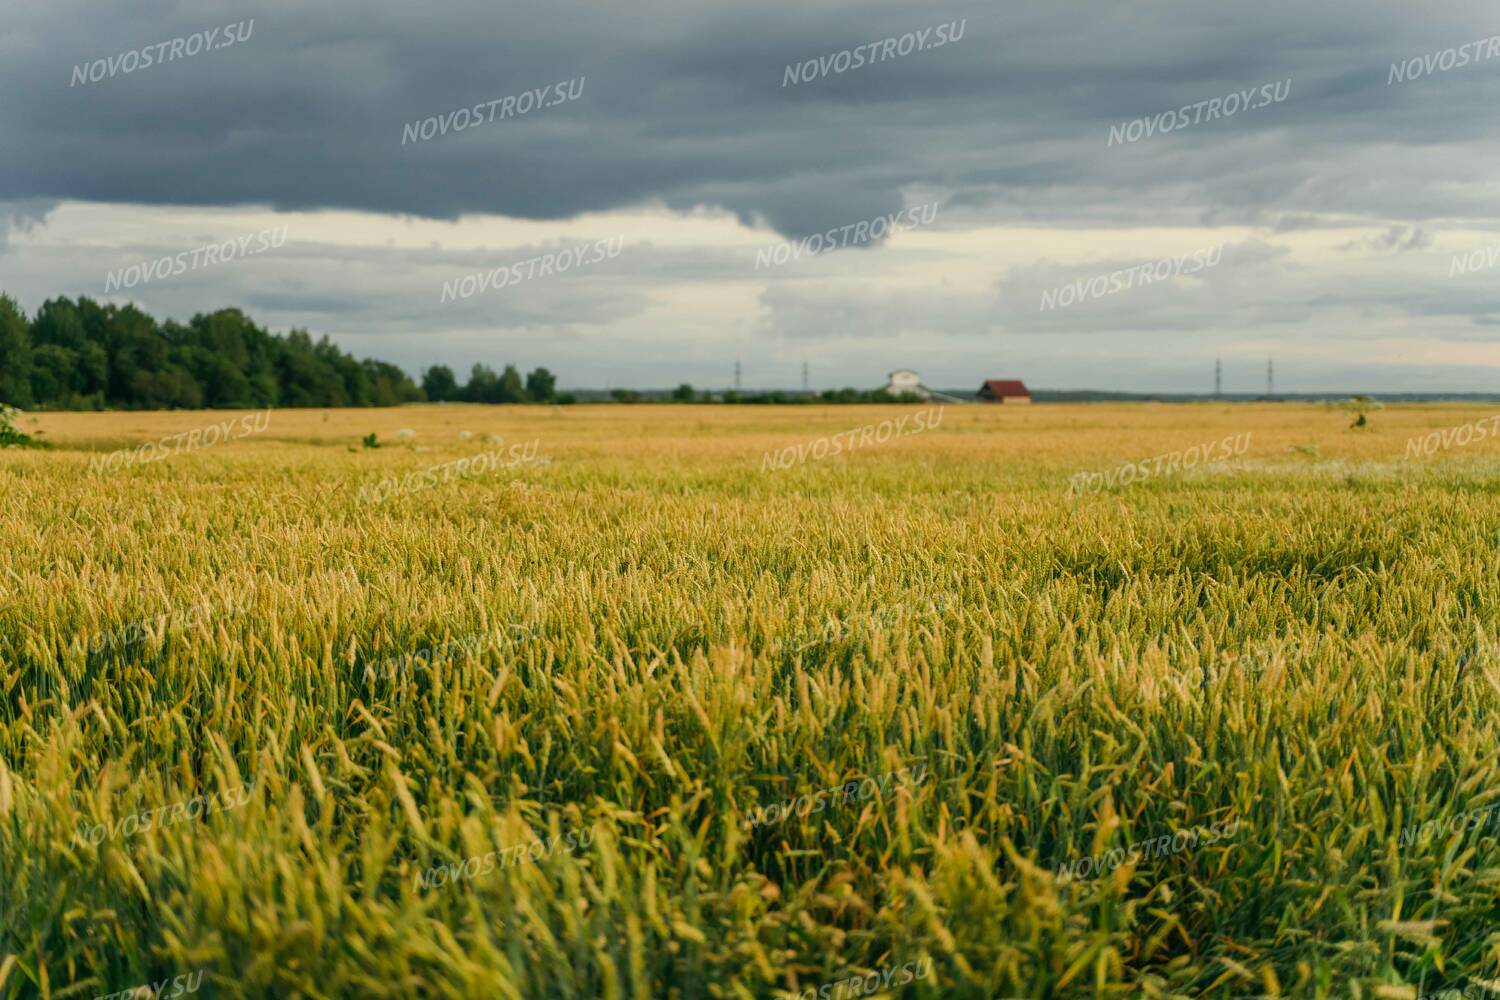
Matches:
[[1215, 357, 1222, 399], [802, 361, 809, 394], [734, 358, 741, 393], [1267, 358, 1274, 398]]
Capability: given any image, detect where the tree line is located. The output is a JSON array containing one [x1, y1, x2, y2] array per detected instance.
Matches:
[[0, 294, 934, 411], [0, 295, 561, 410]]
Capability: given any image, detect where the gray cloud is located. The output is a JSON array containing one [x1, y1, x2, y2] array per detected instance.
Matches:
[[5, 0, 1500, 233], [4, 0, 1500, 391], [0, 199, 57, 252]]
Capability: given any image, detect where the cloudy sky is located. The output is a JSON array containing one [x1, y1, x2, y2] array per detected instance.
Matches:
[[3, 0, 1499, 392]]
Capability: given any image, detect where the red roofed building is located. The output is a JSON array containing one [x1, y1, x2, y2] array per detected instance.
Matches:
[[977, 379, 1031, 404]]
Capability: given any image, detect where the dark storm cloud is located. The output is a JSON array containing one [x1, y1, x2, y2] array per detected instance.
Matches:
[[0, 199, 57, 252], [6, 0, 1500, 236]]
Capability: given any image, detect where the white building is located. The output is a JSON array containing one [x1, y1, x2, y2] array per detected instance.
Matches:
[[880, 369, 969, 403], [883, 369, 929, 400]]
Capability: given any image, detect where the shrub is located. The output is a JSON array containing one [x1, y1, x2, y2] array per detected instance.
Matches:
[[0, 403, 36, 448]]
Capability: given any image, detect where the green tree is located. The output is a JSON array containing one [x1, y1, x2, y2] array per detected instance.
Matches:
[[106, 304, 167, 407], [423, 365, 459, 402], [1341, 395, 1383, 429], [129, 367, 204, 409], [498, 364, 528, 403], [317, 335, 369, 406], [363, 360, 422, 406], [525, 367, 556, 402], [464, 364, 500, 403], [29, 344, 81, 405], [672, 383, 695, 402], [0, 295, 32, 407], [198, 352, 257, 408], [1, 292, 459, 410], [78, 341, 110, 404], [30, 297, 86, 351], [276, 331, 347, 407]]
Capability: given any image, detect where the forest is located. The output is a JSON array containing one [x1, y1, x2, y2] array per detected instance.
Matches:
[[0, 294, 557, 409]]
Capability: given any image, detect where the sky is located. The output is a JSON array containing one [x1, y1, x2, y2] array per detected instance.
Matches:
[[3, 0, 1500, 393]]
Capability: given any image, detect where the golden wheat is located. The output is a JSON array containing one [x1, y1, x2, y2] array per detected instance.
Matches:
[[2, 402, 1499, 999]]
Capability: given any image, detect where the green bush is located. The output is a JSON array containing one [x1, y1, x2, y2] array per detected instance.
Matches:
[[0, 403, 36, 448]]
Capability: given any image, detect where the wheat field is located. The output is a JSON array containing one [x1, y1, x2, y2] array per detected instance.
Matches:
[[2, 402, 1499, 999]]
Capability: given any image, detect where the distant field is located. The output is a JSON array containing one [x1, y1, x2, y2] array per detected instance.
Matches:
[[3, 403, 1500, 998]]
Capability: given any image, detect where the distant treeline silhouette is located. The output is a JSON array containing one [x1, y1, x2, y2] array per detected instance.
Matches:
[[0, 295, 558, 409]]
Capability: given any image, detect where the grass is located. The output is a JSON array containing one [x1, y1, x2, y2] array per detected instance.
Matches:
[[2, 402, 1500, 998]]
